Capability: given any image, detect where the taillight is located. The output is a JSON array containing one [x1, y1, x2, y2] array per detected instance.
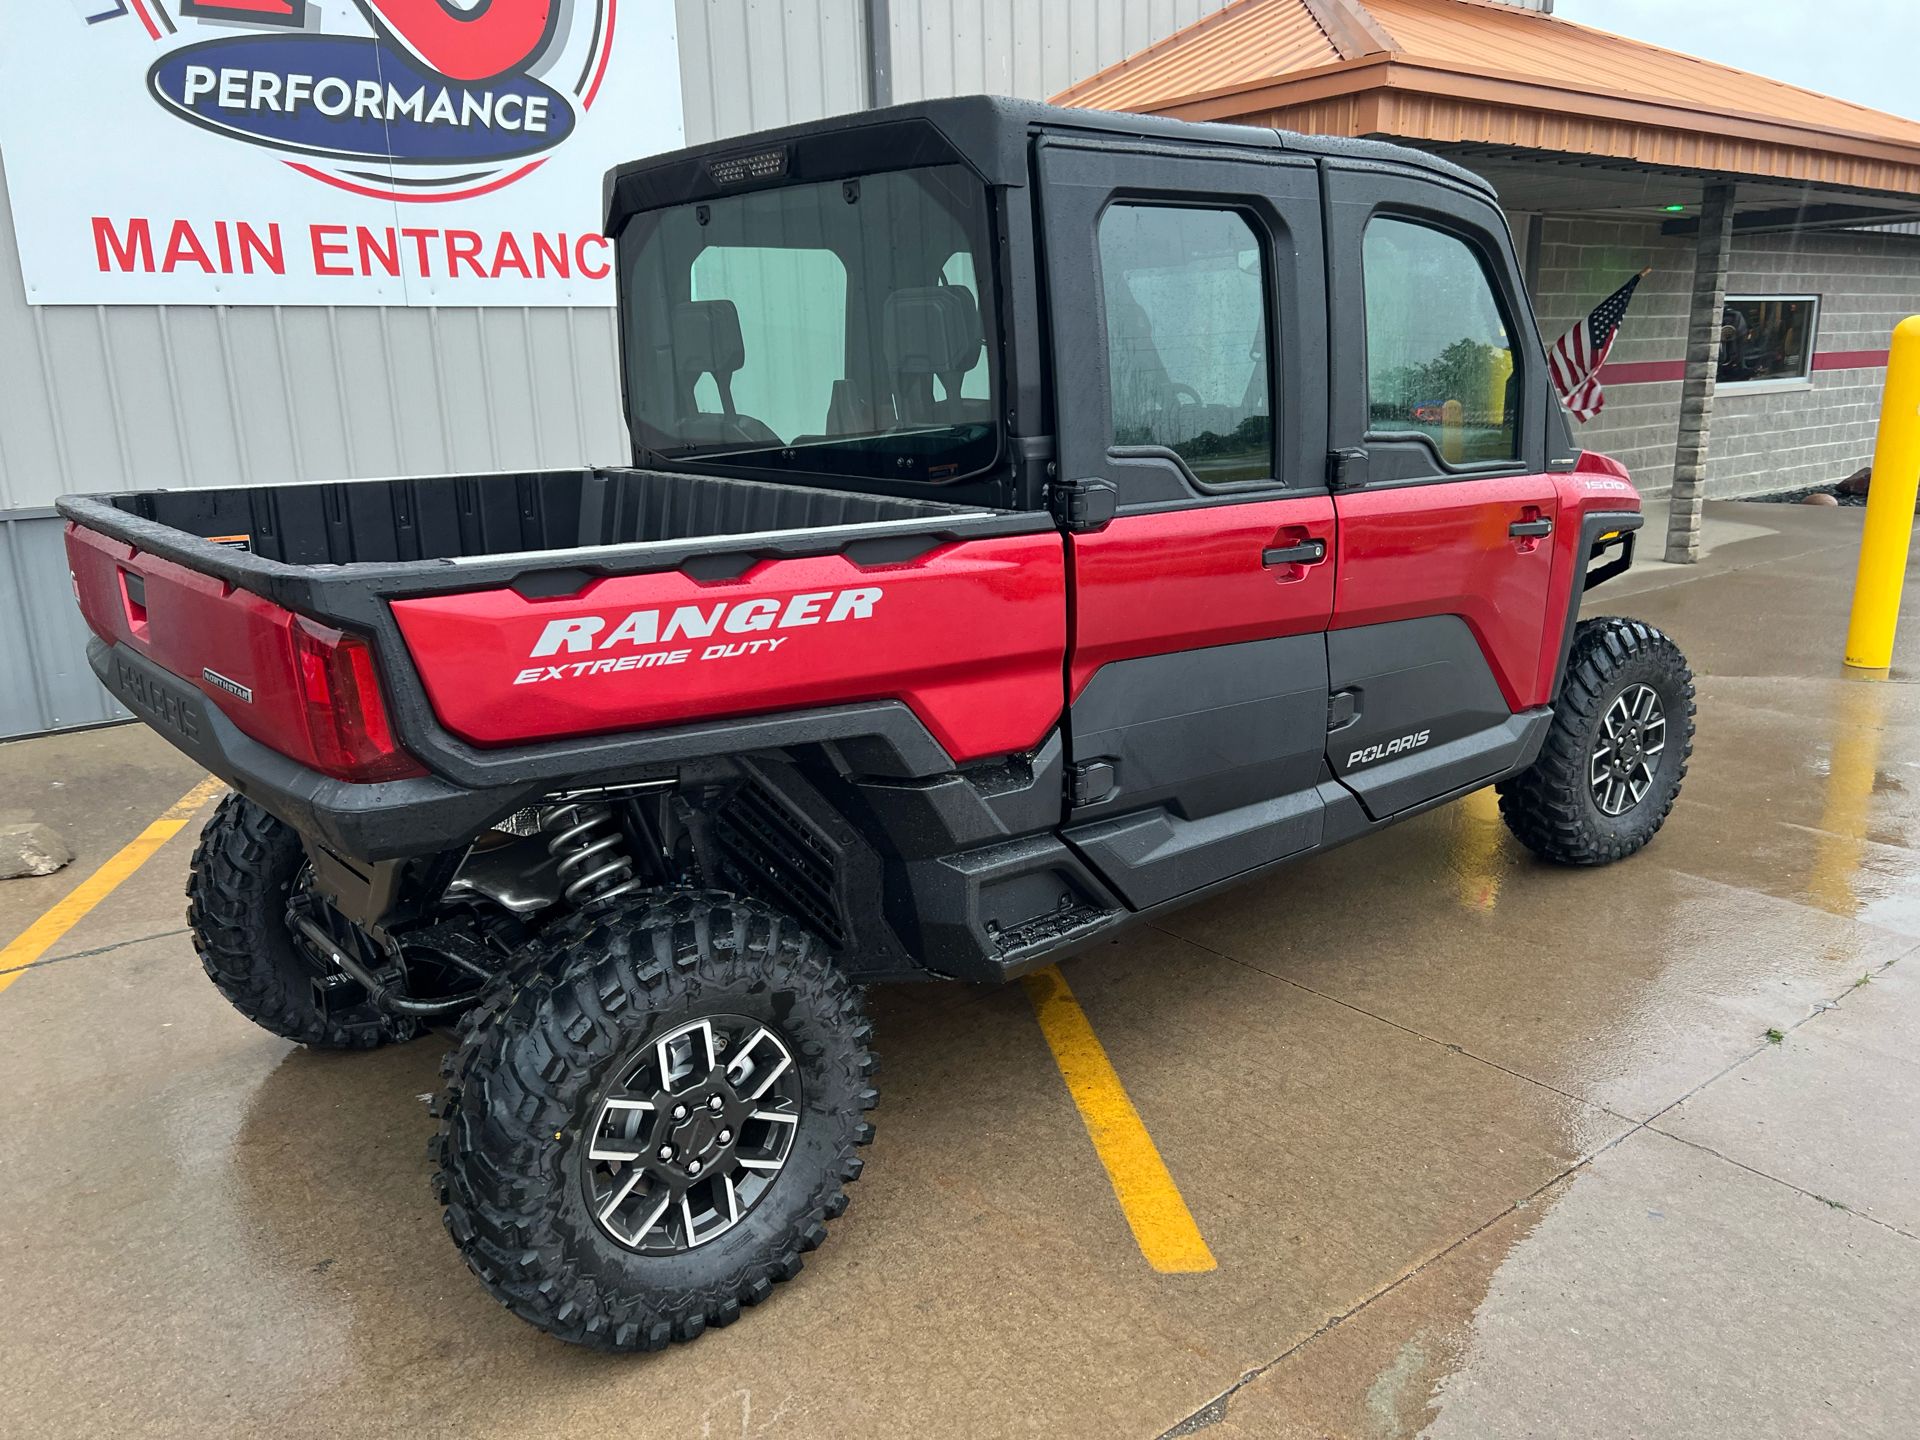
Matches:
[[290, 618, 426, 783]]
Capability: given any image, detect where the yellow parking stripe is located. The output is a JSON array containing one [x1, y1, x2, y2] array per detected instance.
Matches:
[[0, 776, 224, 994], [1021, 963, 1217, 1274]]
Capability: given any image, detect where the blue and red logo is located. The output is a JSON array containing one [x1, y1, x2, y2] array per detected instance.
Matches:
[[121, 0, 615, 201]]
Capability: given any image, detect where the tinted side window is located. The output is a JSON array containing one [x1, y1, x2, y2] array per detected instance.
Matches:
[[1363, 218, 1518, 464], [1098, 205, 1272, 485]]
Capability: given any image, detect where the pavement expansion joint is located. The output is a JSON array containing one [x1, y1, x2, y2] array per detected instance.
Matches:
[[1154, 1136, 1636, 1439], [0, 926, 192, 978], [1150, 935, 1920, 1436], [1643, 1126, 1920, 1245], [1662, 862, 1920, 939]]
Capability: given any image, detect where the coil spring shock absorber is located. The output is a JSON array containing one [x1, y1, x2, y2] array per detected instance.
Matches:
[[541, 801, 643, 906]]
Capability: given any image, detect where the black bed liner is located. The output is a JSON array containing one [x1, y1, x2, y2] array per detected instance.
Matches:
[[98, 467, 983, 567], [60, 466, 1042, 619]]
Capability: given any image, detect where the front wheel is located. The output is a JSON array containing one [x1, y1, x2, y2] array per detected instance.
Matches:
[[1498, 617, 1696, 866], [431, 892, 877, 1351]]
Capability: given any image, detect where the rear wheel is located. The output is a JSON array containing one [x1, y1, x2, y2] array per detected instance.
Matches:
[[1498, 617, 1695, 865], [431, 892, 876, 1351], [186, 794, 413, 1048]]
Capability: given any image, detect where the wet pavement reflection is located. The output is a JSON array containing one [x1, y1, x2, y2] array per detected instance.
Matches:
[[0, 501, 1916, 1438]]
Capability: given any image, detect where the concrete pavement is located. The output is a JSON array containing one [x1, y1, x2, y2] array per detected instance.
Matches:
[[0, 499, 1915, 1438]]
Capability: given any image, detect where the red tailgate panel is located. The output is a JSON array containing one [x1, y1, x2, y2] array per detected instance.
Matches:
[[66, 522, 307, 745], [390, 534, 1068, 762]]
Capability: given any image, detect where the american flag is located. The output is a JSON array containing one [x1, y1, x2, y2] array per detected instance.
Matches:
[[1548, 271, 1646, 422]]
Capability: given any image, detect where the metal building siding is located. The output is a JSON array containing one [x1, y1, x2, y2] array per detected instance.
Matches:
[[0, 0, 1183, 739], [0, 513, 120, 734], [0, 172, 630, 510], [887, 0, 1218, 103], [670, 0, 1220, 141], [0, 134, 634, 737], [674, 0, 872, 144]]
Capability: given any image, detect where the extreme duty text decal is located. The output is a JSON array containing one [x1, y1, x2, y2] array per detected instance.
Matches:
[[514, 587, 884, 686]]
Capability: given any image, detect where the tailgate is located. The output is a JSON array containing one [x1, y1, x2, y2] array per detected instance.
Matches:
[[68, 521, 308, 753], [389, 534, 1068, 763], [66, 520, 421, 783]]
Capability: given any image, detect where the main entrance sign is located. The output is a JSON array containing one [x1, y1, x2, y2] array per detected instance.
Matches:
[[0, 0, 683, 304]]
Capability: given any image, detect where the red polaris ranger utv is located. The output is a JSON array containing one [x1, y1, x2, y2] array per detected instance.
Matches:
[[61, 99, 1693, 1351]]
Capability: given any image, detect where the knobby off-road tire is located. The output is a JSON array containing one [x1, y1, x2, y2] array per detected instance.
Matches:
[[431, 891, 877, 1351], [186, 793, 414, 1048], [1498, 616, 1695, 866]]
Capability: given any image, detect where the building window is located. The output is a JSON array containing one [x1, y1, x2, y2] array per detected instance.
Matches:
[[1718, 296, 1819, 388], [1362, 218, 1518, 464], [1098, 204, 1273, 485]]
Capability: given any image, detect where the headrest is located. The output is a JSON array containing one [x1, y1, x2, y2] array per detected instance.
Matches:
[[672, 299, 746, 378], [883, 286, 982, 377]]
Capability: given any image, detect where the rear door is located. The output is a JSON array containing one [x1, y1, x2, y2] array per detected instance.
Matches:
[[1321, 163, 1562, 820], [1038, 134, 1333, 910]]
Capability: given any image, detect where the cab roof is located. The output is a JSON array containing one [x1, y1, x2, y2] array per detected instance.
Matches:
[[603, 94, 1492, 234]]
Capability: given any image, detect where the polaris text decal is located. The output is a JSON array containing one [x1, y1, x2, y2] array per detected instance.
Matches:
[[1348, 729, 1432, 768], [512, 587, 884, 686]]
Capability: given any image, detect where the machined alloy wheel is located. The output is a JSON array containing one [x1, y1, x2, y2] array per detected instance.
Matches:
[[1589, 682, 1667, 816], [585, 1015, 804, 1254], [432, 892, 877, 1351], [1498, 616, 1695, 866]]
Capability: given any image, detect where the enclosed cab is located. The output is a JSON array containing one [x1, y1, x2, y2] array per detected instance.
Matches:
[[59, 99, 1690, 1353]]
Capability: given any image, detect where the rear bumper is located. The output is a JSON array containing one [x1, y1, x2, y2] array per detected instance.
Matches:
[[90, 639, 528, 860], [92, 637, 981, 860]]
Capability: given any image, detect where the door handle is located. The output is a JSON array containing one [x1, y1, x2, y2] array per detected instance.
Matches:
[[1509, 518, 1554, 539], [1262, 539, 1328, 567]]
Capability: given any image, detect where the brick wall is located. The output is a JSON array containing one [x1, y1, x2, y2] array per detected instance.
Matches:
[[1525, 216, 1920, 497]]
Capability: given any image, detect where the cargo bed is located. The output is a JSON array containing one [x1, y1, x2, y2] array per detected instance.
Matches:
[[60, 467, 1064, 858], [79, 466, 997, 569]]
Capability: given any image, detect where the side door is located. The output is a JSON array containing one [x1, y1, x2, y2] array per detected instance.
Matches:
[[1321, 163, 1562, 821], [1038, 134, 1334, 910]]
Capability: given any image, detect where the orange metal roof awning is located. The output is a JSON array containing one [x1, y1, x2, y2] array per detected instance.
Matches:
[[1054, 0, 1920, 199]]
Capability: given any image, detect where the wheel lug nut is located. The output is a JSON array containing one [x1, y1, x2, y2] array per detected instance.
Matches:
[[718, 1129, 732, 1144], [688, 1159, 702, 1175], [672, 1104, 687, 1121], [658, 1144, 674, 1161], [708, 1095, 724, 1112]]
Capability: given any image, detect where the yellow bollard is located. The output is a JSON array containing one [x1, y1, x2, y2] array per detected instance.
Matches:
[[1440, 397, 1464, 465], [1844, 315, 1920, 671], [1486, 348, 1514, 429]]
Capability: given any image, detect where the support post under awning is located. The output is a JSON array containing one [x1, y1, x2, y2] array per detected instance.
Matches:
[[1665, 183, 1735, 563]]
